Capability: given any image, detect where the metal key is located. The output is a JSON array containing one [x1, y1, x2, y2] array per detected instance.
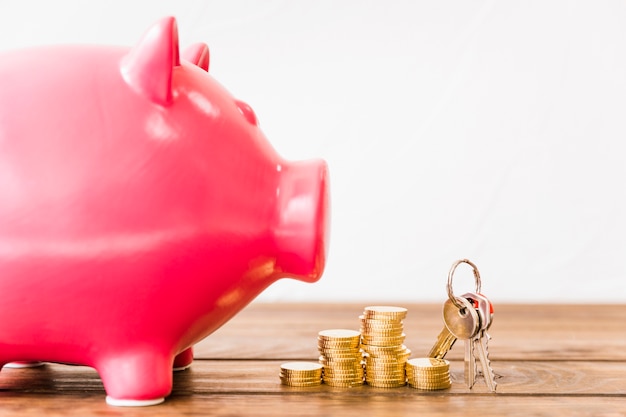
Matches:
[[464, 292, 497, 392], [462, 291, 491, 387], [428, 296, 479, 360], [464, 330, 477, 388]]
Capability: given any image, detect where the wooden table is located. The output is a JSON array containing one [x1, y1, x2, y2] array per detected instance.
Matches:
[[1, 303, 625, 416]]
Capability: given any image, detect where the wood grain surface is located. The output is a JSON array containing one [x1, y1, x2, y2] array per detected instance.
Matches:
[[1, 302, 625, 416]]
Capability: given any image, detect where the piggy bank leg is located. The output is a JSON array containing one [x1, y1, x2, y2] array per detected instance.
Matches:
[[4, 361, 45, 368], [97, 353, 173, 407], [173, 347, 193, 371]]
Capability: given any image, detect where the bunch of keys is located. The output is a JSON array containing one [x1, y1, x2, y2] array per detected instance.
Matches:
[[427, 259, 497, 392]]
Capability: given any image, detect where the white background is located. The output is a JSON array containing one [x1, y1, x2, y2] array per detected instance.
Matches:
[[1, 1, 625, 303]]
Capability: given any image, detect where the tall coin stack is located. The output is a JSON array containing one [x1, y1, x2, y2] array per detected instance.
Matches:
[[360, 306, 410, 388], [279, 361, 323, 387], [405, 357, 451, 390], [318, 329, 364, 387]]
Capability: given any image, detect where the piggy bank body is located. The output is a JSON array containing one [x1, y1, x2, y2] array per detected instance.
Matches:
[[0, 17, 329, 406]]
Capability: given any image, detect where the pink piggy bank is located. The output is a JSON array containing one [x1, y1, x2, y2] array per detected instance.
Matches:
[[0, 16, 329, 406]]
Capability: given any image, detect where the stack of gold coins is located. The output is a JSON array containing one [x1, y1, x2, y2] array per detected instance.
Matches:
[[318, 329, 364, 387], [405, 357, 451, 390], [279, 361, 323, 387], [360, 306, 410, 388]]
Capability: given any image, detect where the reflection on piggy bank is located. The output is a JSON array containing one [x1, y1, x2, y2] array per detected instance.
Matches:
[[0, 16, 329, 406]]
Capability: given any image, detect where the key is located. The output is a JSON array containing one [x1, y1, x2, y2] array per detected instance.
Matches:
[[462, 291, 490, 387], [474, 331, 497, 392], [464, 292, 497, 392], [460, 293, 485, 388], [428, 296, 479, 360], [464, 332, 477, 388]]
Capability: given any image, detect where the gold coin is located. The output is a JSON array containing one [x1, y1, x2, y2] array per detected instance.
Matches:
[[363, 306, 407, 319], [406, 357, 449, 369], [362, 332, 406, 339], [280, 379, 322, 387], [406, 370, 450, 377], [279, 371, 323, 379], [324, 372, 364, 379], [319, 348, 361, 357], [318, 343, 360, 350], [365, 360, 401, 366], [323, 379, 364, 387], [408, 374, 450, 380], [317, 339, 361, 350], [365, 356, 407, 364], [323, 361, 363, 368], [366, 371, 406, 379], [365, 360, 406, 368], [320, 355, 362, 363], [318, 337, 360, 344], [323, 364, 364, 371], [280, 372, 323, 380], [360, 320, 403, 326], [363, 343, 407, 351], [359, 316, 404, 326], [406, 374, 449, 380], [366, 373, 406, 380], [280, 366, 323, 373], [366, 364, 405, 371], [279, 372, 322, 379], [318, 341, 360, 350], [323, 373, 364, 380], [365, 371, 406, 378], [360, 330, 404, 339], [363, 355, 403, 362], [407, 373, 449, 380], [319, 352, 361, 358], [363, 306, 408, 315], [360, 316, 404, 325], [279, 373, 321, 379], [362, 346, 406, 356], [407, 379, 449, 386], [360, 318, 404, 326], [318, 329, 361, 340], [324, 374, 364, 381], [406, 367, 449, 374], [406, 368, 448, 375], [323, 365, 364, 372], [409, 384, 451, 390], [324, 375, 364, 383], [365, 363, 406, 371], [406, 365, 449, 372], [361, 337, 405, 347], [279, 361, 323, 385], [324, 364, 364, 371], [281, 361, 323, 372], [360, 324, 403, 331], [280, 377, 323, 385], [320, 355, 362, 362], [366, 380, 406, 388], [408, 381, 451, 390], [319, 328, 361, 337]]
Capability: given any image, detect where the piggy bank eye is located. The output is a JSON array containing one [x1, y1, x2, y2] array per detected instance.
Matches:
[[235, 99, 259, 126]]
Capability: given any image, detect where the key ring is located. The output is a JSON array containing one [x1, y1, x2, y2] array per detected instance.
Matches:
[[447, 259, 482, 311]]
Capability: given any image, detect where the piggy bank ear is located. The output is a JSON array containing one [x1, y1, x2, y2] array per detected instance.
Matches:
[[183, 43, 209, 72], [235, 100, 259, 126], [120, 16, 180, 105]]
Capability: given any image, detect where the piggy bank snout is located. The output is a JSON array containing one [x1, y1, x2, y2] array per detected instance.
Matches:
[[274, 159, 330, 282]]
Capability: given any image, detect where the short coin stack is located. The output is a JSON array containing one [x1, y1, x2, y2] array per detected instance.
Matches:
[[279, 361, 323, 387], [360, 306, 410, 388], [318, 329, 364, 387], [405, 357, 451, 390]]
